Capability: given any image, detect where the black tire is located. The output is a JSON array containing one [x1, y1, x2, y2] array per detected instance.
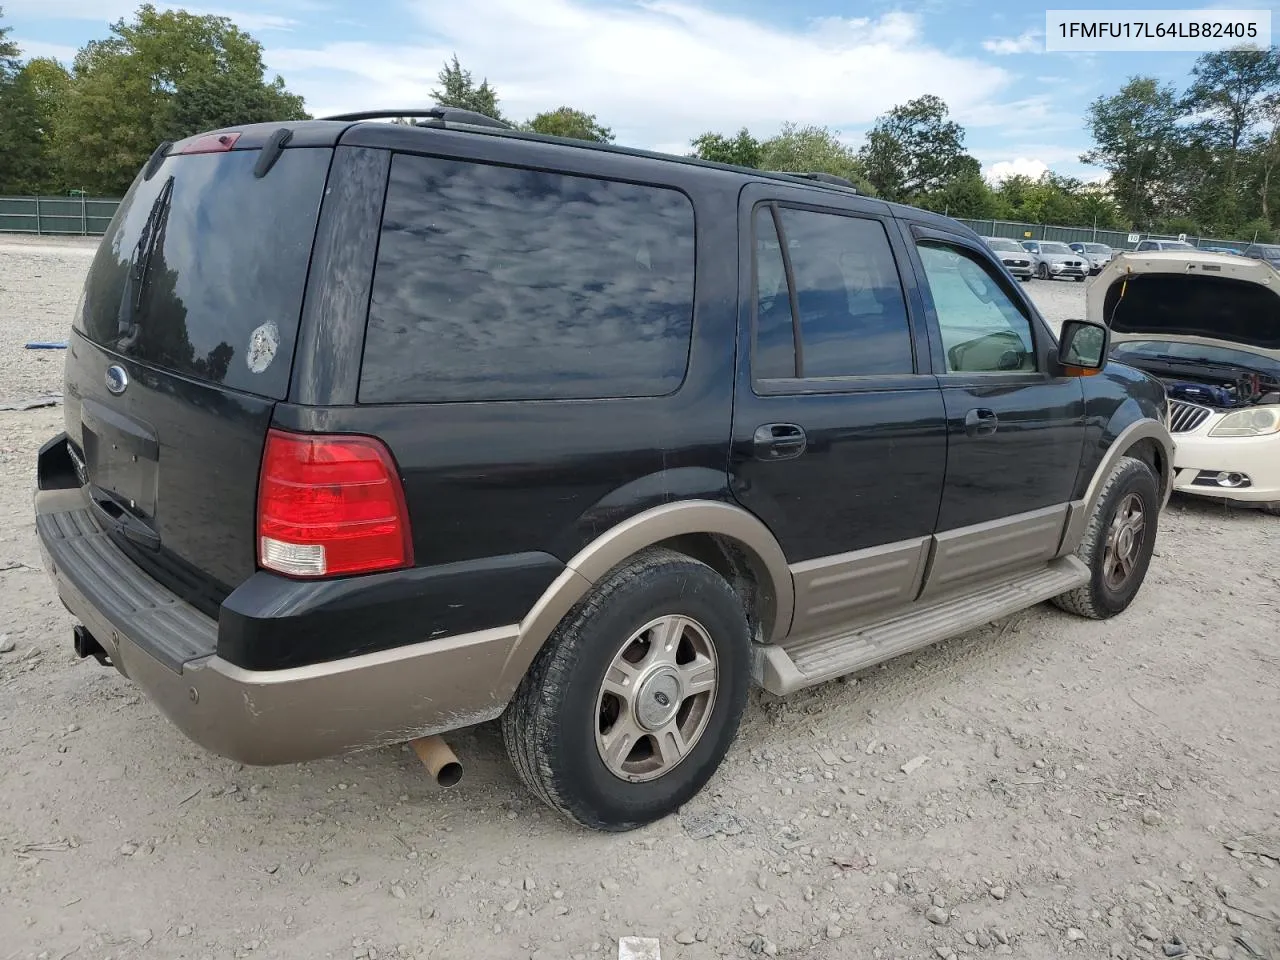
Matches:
[[1073, 275, 1086, 282], [502, 548, 751, 831], [1053, 456, 1160, 620], [1263, 502, 1280, 517], [1038, 263, 1050, 280]]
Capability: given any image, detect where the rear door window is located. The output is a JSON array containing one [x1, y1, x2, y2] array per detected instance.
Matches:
[[77, 148, 331, 399], [750, 203, 915, 381], [359, 155, 696, 403]]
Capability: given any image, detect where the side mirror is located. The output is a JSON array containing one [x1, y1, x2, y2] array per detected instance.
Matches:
[[1056, 319, 1110, 376]]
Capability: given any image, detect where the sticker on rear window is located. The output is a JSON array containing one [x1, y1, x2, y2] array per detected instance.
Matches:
[[246, 322, 280, 374]]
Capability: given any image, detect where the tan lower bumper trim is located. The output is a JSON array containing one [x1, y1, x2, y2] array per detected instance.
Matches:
[[111, 621, 519, 766]]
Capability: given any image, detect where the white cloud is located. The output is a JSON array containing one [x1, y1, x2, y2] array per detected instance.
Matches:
[[266, 0, 1011, 149], [981, 30, 1042, 55], [11, 38, 79, 62], [986, 157, 1050, 182]]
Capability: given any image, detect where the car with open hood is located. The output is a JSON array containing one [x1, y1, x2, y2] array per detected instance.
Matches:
[[1091, 251, 1280, 515], [1021, 240, 1088, 281]]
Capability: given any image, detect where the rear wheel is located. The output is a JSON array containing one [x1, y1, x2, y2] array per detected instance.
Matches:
[[1054, 456, 1160, 620], [502, 548, 751, 831]]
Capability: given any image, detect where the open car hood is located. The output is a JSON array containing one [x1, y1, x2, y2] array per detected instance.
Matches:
[[1087, 252, 1280, 360]]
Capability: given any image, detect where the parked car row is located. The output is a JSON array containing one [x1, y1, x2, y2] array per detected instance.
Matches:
[[981, 235, 1280, 284], [981, 237, 1101, 282]]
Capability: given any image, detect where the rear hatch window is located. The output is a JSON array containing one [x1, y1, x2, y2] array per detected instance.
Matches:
[[76, 147, 332, 398]]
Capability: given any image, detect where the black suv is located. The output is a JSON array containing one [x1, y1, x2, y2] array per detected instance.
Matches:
[[36, 109, 1173, 831]]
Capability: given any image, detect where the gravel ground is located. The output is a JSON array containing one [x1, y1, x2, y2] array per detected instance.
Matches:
[[1, 237, 1277, 960]]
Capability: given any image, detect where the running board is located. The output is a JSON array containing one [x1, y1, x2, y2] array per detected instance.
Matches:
[[755, 557, 1090, 695]]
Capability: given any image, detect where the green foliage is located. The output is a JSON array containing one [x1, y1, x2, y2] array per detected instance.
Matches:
[[432, 54, 504, 122], [1082, 77, 1183, 230], [690, 128, 762, 168], [48, 4, 308, 195], [859, 95, 978, 202], [524, 106, 613, 143], [1238, 217, 1275, 243], [0, 11, 53, 193], [759, 123, 874, 195]]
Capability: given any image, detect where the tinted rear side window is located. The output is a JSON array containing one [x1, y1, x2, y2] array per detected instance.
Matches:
[[778, 207, 914, 378], [360, 154, 696, 403], [77, 148, 331, 399]]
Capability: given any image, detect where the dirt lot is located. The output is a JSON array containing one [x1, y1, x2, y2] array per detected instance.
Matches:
[[1, 237, 1277, 960]]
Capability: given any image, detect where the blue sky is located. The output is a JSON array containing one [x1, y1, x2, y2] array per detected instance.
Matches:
[[5, 0, 1273, 182]]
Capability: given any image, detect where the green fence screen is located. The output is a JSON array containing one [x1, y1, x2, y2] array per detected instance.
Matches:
[[0, 196, 121, 236]]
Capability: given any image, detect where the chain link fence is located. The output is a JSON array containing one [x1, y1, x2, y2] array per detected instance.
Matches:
[[952, 217, 1252, 253], [0, 196, 1260, 252], [0, 195, 121, 236]]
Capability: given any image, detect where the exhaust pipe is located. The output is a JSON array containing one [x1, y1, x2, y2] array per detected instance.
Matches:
[[73, 625, 111, 666], [409, 735, 463, 787]]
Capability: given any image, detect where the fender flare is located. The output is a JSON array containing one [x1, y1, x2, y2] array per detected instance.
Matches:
[[1059, 417, 1174, 557], [495, 500, 793, 695]]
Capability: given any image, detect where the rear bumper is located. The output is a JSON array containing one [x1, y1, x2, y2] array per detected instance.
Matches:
[[36, 485, 521, 765]]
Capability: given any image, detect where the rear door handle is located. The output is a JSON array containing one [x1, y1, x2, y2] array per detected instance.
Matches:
[[753, 423, 807, 460], [964, 408, 999, 437]]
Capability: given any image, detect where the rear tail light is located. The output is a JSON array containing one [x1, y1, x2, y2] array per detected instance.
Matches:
[[257, 429, 413, 578]]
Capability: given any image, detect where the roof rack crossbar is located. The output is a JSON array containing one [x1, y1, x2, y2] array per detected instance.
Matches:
[[319, 107, 513, 130]]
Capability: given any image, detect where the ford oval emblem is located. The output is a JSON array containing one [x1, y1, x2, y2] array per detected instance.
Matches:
[[105, 365, 129, 396]]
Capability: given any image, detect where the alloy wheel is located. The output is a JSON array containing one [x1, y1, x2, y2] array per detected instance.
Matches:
[[595, 615, 719, 783], [1103, 492, 1147, 591]]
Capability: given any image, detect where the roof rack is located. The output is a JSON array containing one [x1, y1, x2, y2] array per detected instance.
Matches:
[[319, 107, 513, 131], [770, 171, 860, 193]]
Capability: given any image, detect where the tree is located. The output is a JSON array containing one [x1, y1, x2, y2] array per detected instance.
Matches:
[[1082, 77, 1183, 230], [1180, 47, 1280, 230], [431, 54, 504, 122], [524, 106, 613, 143], [759, 123, 874, 194], [0, 9, 46, 193], [915, 171, 999, 219], [690, 128, 762, 168], [859, 95, 977, 202], [0, 8, 17, 78], [52, 4, 308, 195]]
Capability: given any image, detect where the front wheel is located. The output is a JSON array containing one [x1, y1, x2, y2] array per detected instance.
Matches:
[[1037, 263, 1050, 280], [1263, 502, 1280, 517], [1053, 456, 1160, 619], [502, 548, 751, 831]]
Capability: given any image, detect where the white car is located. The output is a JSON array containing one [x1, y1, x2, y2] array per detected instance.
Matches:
[[1089, 251, 1280, 515]]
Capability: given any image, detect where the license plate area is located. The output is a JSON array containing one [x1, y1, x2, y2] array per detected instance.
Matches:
[[81, 398, 159, 520]]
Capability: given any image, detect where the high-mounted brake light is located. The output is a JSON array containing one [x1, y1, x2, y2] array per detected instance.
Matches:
[[257, 429, 413, 578], [176, 132, 241, 155]]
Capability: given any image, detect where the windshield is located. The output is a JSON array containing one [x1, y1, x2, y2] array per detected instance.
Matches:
[[1084, 244, 1110, 253], [1111, 339, 1280, 378], [986, 239, 1023, 252], [1039, 243, 1072, 255], [1252, 244, 1280, 257], [1163, 241, 1196, 250]]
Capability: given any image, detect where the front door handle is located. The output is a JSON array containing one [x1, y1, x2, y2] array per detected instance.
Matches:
[[753, 423, 807, 460], [964, 408, 999, 437]]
